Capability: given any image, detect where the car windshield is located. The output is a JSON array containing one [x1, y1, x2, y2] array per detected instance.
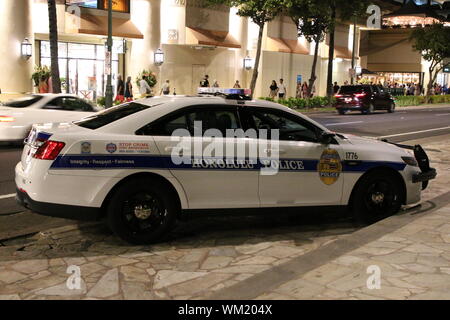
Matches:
[[2, 95, 43, 108], [74, 102, 158, 129], [338, 86, 371, 95]]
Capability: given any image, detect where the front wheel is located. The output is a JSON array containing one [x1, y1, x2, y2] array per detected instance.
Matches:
[[387, 102, 395, 113], [106, 178, 178, 244], [351, 172, 403, 224]]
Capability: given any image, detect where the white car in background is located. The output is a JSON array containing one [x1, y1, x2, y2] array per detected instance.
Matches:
[[0, 94, 100, 142]]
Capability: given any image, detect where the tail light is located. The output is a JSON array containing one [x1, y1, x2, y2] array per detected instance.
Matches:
[[354, 93, 367, 98], [334, 94, 343, 98], [33, 140, 65, 160], [0, 115, 14, 122]]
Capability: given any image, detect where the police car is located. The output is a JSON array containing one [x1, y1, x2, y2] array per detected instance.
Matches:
[[15, 89, 436, 244]]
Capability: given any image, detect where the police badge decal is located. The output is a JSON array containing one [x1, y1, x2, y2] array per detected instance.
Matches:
[[81, 142, 91, 154], [317, 148, 342, 185]]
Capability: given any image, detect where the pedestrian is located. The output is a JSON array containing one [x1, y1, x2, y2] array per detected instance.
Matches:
[[301, 82, 309, 99], [139, 75, 152, 98], [310, 84, 316, 98], [38, 75, 49, 93], [233, 80, 241, 89], [414, 83, 420, 96], [124, 76, 133, 101], [409, 83, 415, 96], [344, 80, 349, 85], [278, 79, 287, 99], [160, 79, 170, 95], [333, 81, 340, 94], [115, 74, 125, 102], [212, 80, 220, 88], [269, 80, 278, 99], [296, 82, 302, 98], [200, 75, 210, 88]]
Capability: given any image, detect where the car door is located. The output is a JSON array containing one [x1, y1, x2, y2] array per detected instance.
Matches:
[[245, 107, 345, 207], [371, 86, 387, 109], [138, 105, 260, 209]]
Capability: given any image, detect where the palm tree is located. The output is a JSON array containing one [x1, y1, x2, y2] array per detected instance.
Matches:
[[48, 0, 61, 93]]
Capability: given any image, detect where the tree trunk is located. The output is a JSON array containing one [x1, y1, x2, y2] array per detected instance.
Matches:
[[48, 0, 61, 93], [307, 39, 320, 97], [326, 2, 336, 98], [250, 25, 265, 98]]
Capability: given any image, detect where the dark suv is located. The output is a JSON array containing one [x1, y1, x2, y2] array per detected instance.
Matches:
[[334, 85, 396, 115]]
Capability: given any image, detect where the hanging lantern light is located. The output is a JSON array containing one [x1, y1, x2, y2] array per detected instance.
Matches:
[[21, 38, 32, 59], [243, 56, 254, 70], [154, 48, 164, 66]]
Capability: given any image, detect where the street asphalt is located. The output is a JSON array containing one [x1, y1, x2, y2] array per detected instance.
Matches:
[[0, 104, 449, 240]]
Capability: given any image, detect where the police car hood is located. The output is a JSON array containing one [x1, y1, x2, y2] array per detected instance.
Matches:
[[340, 133, 410, 155]]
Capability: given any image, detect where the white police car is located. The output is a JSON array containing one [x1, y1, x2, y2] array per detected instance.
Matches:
[[15, 90, 436, 244]]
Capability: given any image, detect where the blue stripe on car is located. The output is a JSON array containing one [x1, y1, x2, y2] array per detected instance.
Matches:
[[49, 154, 406, 172]]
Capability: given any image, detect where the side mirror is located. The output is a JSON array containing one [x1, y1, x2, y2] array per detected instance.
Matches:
[[319, 132, 335, 145]]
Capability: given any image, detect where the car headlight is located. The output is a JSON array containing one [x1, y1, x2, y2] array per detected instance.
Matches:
[[402, 156, 418, 167]]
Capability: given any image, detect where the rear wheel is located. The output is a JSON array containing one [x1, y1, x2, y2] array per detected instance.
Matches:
[[338, 109, 346, 115], [106, 178, 178, 244], [351, 172, 402, 224], [362, 103, 375, 115]]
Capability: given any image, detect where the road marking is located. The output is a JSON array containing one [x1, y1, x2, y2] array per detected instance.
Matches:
[[0, 193, 15, 200], [325, 121, 364, 126], [436, 113, 450, 116], [378, 126, 450, 139]]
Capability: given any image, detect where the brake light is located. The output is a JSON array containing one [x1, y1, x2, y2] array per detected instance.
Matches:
[[0, 115, 14, 122], [334, 94, 343, 98], [33, 140, 65, 160], [354, 93, 367, 98]]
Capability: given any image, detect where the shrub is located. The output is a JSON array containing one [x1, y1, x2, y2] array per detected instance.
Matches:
[[135, 70, 157, 89], [258, 96, 336, 109]]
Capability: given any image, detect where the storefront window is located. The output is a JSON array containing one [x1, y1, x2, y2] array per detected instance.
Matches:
[[40, 41, 120, 101], [66, 0, 130, 13]]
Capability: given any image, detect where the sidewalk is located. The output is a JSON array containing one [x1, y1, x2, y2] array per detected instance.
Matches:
[[0, 136, 448, 300]]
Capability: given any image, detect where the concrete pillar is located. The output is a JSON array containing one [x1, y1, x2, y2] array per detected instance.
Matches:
[[0, 0, 33, 93], [127, 0, 161, 95]]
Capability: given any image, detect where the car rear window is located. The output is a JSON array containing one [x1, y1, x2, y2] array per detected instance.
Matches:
[[74, 102, 157, 129], [2, 95, 43, 108], [338, 86, 371, 94]]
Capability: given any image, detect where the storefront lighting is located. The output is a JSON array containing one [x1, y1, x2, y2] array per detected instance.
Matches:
[[21, 38, 32, 59], [355, 66, 362, 75], [154, 48, 164, 66], [243, 56, 254, 70]]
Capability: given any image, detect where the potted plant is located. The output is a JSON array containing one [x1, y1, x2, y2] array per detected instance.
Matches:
[[135, 70, 157, 95], [31, 65, 51, 92]]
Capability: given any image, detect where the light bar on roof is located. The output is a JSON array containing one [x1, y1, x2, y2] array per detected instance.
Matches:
[[197, 88, 252, 95]]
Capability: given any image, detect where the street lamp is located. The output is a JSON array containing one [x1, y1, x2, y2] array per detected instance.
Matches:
[[243, 56, 254, 70], [21, 38, 32, 60], [154, 48, 164, 66]]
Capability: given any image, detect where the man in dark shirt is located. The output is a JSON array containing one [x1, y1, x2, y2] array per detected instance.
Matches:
[[200, 75, 210, 88], [333, 82, 340, 94]]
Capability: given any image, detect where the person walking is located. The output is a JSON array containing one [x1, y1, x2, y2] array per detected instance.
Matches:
[[200, 75, 210, 88], [296, 82, 302, 98], [212, 80, 220, 88], [269, 80, 278, 99], [310, 84, 316, 98], [333, 82, 340, 94], [115, 75, 125, 102], [233, 80, 241, 89], [301, 82, 309, 99], [278, 78, 287, 99], [139, 75, 152, 98], [160, 80, 170, 95], [124, 76, 133, 101]]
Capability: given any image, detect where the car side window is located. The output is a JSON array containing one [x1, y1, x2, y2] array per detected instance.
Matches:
[[42, 98, 63, 110], [137, 106, 241, 136], [249, 109, 319, 142], [60, 97, 93, 112]]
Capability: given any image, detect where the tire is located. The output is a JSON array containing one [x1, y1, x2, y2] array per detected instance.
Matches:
[[338, 109, 346, 115], [351, 171, 403, 225], [106, 178, 178, 244], [363, 103, 375, 115], [387, 102, 395, 113]]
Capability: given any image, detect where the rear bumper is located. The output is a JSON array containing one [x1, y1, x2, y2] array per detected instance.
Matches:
[[335, 103, 365, 110], [16, 188, 101, 221]]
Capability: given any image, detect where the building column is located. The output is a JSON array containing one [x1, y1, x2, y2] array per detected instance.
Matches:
[[128, 0, 161, 95], [0, 0, 33, 93]]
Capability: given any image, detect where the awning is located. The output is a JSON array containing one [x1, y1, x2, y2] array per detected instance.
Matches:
[[71, 14, 143, 39], [186, 27, 241, 49], [266, 37, 309, 55]]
